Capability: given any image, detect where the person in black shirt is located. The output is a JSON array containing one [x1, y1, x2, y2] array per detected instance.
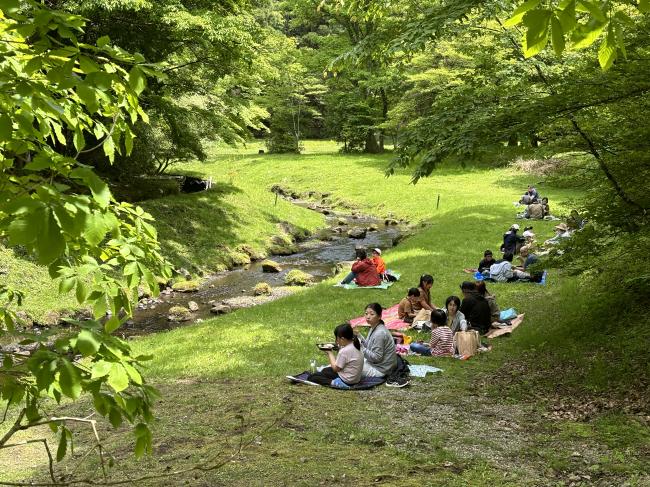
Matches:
[[459, 281, 492, 335], [477, 250, 495, 274]]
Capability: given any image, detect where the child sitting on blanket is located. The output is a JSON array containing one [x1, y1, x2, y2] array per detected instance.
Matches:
[[307, 323, 364, 387], [409, 310, 454, 357], [398, 288, 420, 324]]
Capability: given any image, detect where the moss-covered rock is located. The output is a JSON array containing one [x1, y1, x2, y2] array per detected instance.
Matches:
[[253, 282, 272, 296], [230, 251, 251, 266], [236, 244, 267, 261], [284, 269, 314, 286], [172, 280, 200, 292], [261, 260, 282, 273], [168, 306, 192, 322]]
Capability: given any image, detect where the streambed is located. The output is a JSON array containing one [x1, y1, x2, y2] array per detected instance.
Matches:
[[122, 205, 406, 336]]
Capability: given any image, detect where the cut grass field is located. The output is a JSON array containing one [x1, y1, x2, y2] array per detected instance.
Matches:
[[2, 141, 648, 485]]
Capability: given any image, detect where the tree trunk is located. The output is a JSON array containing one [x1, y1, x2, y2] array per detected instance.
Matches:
[[365, 130, 382, 153]]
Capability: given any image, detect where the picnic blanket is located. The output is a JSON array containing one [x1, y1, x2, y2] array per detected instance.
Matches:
[[473, 270, 547, 285], [336, 271, 401, 290], [286, 372, 386, 390], [349, 303, 411, 331], [408, 365, 443, 377], [485, 314, 525, 339]]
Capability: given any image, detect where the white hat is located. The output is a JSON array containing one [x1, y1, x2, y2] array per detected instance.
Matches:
[[523, 230, 535, 238], [512, 224, 520, 230], [373, 248, 381, 255]]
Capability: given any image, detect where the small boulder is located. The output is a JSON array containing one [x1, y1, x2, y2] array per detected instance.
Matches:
[[172, 280, 200, 292], [347, 228, 367, 239], [253, 282, 272, 296], [177, 268, 192, 279], [210, 304, 232, 315], [15, 310, 34, 328], [41, 310, 62, 326], [236, 244, 267, 261], [284, 270, 314, 286], [367, 224, 378, 231], [337, 218, 347, 225], [187, 301, 199, 312], [168, 306, 192, 322], [261, 260, 282, 273], [385, 219, 399, 226]]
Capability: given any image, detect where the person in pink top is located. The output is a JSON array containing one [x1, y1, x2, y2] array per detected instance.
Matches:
[[409, 309, 454, 356]]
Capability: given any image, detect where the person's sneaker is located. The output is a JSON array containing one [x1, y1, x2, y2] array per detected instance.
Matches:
[[385, 377, 410, 388], [333, 282, 345, 287]]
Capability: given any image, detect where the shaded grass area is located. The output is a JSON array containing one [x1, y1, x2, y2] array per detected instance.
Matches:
[[2, 141, 649, 485]]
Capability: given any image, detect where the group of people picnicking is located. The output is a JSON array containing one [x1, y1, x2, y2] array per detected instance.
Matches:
[[302, 184, 587, 389], [336, 247, 394, 287]]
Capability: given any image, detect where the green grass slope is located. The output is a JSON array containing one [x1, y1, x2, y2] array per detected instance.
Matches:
[[3, 141, 648, 485]]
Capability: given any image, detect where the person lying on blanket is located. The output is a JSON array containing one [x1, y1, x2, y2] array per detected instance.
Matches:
[[338, 248, 381, 287], [409, 310, 454, 357], [398, 288, 420, 324], [307, 323, 364, 387], [353, 303, 397, 378]]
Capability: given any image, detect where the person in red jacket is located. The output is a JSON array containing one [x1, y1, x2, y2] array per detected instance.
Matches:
[[338, 248, 381, 286]]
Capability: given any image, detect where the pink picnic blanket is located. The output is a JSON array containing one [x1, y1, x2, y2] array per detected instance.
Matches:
[[349, 304, 411, 331]]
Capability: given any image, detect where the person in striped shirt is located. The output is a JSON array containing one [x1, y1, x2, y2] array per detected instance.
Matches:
[[409, 309, 454, 357]]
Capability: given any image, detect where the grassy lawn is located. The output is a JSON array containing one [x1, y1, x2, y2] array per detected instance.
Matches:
[[2, 141, 648, 485]]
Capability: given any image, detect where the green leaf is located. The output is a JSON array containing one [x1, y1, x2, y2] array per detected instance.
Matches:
[[97, 35, 111, 48], [614, 21, 627, 59], [573, 23, 607, 49], [124, 128, 134, 155], [78, 55, 100, 74], [598, 27, 617, 70], [577, 0, 607, 22], [134, 423, 152, 458], [8, 214, 39, 246], [104, 315, 121, 333], [93, 296, 108, 318], [75, 279, 89, 303], [557, 0, 576, 32], [523, 9, 552, 58], [109, 408, 122, 427], [103, 136, 115, 163], [504, 0, 542, 27], [56, 429, 68, 461], [59, 277, 76, 294], [76, 84, 99, 113], [123, 261, 138, 276], [128, 66, 147, 95], [36, 209, 66, 265], [0, 0, 21, 14], [70, 167, 111, 208], [551, 16, 566, 56], [107, 363, 129, 392], [83, 211, 109, 246], [90, 360, 112, 379], [58, 358, 82, 399], [0, 114, 12, 142], [73, 127, 85, 152], [76, 330, 100, 356], [123, 362, 142, 385]]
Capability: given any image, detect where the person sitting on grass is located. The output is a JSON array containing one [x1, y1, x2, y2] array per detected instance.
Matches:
[[513, 245, 539, 279], [501, 224, 523, 256], [459, 281, 492, 335], [478, 250, 496, 275], [371, 248, 386, 277], [443, 295, 467, 333], [307, 323, 364, 388], [475, 281, 501, 324], [525, 200, 545, 219], [398, 287, 420, 324], [409, 309, 454, 356], [338, 248, 381, 287], [544, 223, 571, 246], [354, 303, 397, 378], [410, 274, 436, 327], [541, 197, 550, 217]]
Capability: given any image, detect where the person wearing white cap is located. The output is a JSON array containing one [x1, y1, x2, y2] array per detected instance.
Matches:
[[501, 224, 522, 256], [371, 248, 386, 277]]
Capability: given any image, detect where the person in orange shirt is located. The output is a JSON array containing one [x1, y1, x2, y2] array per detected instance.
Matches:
[[371, 248, 386, 278]]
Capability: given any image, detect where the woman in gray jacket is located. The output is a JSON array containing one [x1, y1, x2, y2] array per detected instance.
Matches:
[[354, 303, 397, 378]]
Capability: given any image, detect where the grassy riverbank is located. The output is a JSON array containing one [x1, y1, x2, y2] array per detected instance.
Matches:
[[2, 141, 648, 485]]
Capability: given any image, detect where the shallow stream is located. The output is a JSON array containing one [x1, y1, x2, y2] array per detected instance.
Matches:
[[122, 205, 403, 336]]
